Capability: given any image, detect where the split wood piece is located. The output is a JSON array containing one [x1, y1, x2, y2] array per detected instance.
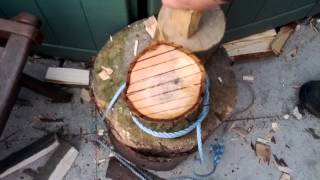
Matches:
[[34, 141, 79, 180], [157, 6, 225, 60], [0, 134, 59, 179], [271, 24, 296, 55], [45, 67, 90, 86], [91, 20, 236, 159], [222, 29, 277, 61], [125, 42, 205, 122]]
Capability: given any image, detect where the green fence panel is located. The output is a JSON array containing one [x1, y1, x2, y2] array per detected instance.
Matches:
[[36, 0, 97, 50], [309, 0, 320, 15], [255, 0, 296, 20], [1, 0, 320, 60], [80, 0, 129, 48], [226, 0, 267, 29]]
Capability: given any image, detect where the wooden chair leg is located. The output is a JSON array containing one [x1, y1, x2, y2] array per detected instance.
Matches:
[[20, 74, 73, 103]]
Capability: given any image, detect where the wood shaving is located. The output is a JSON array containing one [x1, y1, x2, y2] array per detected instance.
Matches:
[[134, 40, 139, 56]]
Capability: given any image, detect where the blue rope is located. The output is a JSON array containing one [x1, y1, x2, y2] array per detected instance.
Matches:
[[107, 78, 209, 164]]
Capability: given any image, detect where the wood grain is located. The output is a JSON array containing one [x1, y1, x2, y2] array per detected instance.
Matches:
[[125, 43, 205, 121]]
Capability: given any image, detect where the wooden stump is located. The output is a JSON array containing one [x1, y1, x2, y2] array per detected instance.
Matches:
[[91, 20, 236, 170], [125, 42, 205, 123]]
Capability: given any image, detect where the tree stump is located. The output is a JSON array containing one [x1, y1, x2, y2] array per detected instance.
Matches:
[[92, 19, 236, 170]]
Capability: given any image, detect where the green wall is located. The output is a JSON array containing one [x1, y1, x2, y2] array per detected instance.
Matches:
[[1, 0, 319, 60]]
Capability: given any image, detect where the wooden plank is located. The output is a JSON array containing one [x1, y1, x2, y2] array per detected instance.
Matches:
[[81, 0, 129, 48], [36, 0, 96, 50], [0, 134, 59, 179], [0, 35, 31, 135], [45, 67, 90, 86], [34, 141, 79, 180], [222, 29, 276, 57], [0, 0, 57, 43]]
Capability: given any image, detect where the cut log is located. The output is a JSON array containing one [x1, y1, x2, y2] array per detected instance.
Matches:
[[157, 6, 225, 61], [91, 20, 237, 167], [125, 42, 205, 122]]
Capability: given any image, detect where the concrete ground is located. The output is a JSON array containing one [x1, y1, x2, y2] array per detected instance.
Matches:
[[1, 22, 320, 180]]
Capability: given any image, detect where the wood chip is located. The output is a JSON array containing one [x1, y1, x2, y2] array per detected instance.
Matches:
[[97, 129, 105, 136], [98, 71, 111, 81], [134, 40, 139, 56], [243, 75, 254, 81], [283, 114, 290, 120], [278, 166, 293, 174], [280, 173, 291, 180], [257, 137, 271, 144], [293, 106, 302, 120], [143, 16, 158, 38], [45, 67, 90, 86], [101, 66, 113, 75], [271, 24, 296, 55], [255, 141, 271, 163], [272, 122, 279, 131]]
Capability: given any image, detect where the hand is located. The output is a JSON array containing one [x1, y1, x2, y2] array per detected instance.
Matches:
[[162, 0, 227, 10]]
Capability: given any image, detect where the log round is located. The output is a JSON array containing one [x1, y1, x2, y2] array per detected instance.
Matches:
[[125, 42, 205, 123], [91, 20, 236, 170], [157, 6, 226, 61]]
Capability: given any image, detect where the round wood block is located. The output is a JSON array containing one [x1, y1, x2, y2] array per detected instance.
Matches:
[[91, 20, 236, 156], [125, 43, 205, 122]]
